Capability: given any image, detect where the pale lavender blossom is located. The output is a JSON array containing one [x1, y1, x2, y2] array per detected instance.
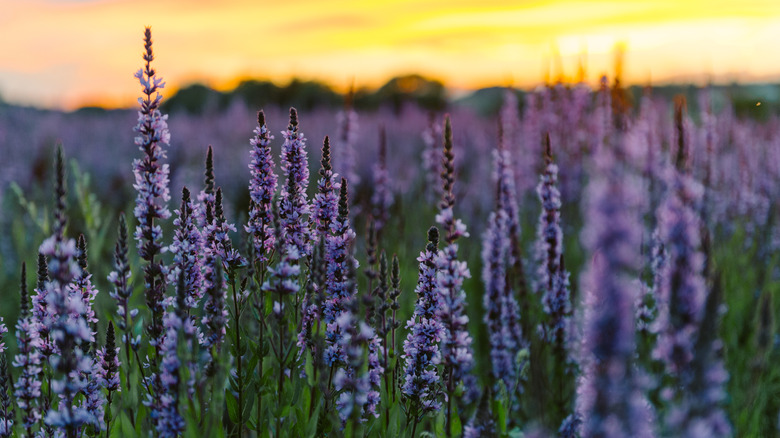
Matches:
[[576, 140, 655, 438], [200, 258, 227, 358], [333, 308, 379, 424], [323, 180, 358, 367], [132, 26, 171, 348], [536, 140, 572, 349], [481, 207, 516, 385], [205, 188, 246, 269], [107, 213, 133, 344], [278, 107, 312, 260], [73, 235, 98, 326], [32, 253, 55, 358], [435, 116, 474, 395], [311, 136, 340, 242], [402, 227, 443, 414], [246, 110, 277, 263], [40, 145, 96, 434], [653, 168, 706, 376], [13, 263, 43, 431], [154, 296, 187, 438], [167, 187, 205, 310]]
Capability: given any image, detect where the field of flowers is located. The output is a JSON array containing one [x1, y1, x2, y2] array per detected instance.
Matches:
[[0, 27, 779, 438]]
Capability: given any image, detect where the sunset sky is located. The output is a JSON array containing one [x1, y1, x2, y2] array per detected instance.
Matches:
[[1, 0, 779, 109]]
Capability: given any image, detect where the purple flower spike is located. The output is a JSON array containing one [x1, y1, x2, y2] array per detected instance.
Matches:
[[278, 107, 312, 260], [434, 116, 474, 394], [41, 144, 96, 434], [168, 187, 205, 310], [402, 227, 444, 414], [535, 138, 572, 349], [576, 140, 655, 438], [323, 179, 357, 367], [132, 26, 171, 349], [311, 136, 340, 242], [13, 263, 43, 431], [246, 110, 278, 263]]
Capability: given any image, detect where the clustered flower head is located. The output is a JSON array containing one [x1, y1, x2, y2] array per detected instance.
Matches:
[[311, 136, 340, 241], [402, 227, 444, 413], [278, 107, 312, 260], [132, 26, 171, 348], [246, 110, 278, 262], [535, 139, 572, 348], [576, 140, 654, 438], [13, 263, 44, 430], [168, 187, 205, 310], [434, 116, 474, 390], [323, 179, 358, 366]]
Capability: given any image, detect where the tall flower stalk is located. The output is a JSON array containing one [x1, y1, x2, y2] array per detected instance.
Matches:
[[132, 26, 171, 353], [40, 145, 95, 437], [96, 323, 120, 437], [435, 116, 474, 437], [402, 227, 443, 433], [13, 263, 42, 437], [246, 110, 278, 264], [278, 107, 311, 260], [576, 138, 654, 438]]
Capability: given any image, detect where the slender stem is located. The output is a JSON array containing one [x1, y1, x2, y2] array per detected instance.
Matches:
[[276, 286, 284, 438], [230, 270, 244, 436], [446, 372, 453, 438], [411, 414, 420, 438], [105, 390, 114, 438]]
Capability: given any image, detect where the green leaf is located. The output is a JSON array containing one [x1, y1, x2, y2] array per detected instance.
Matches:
[[226, 391, 239, 423]]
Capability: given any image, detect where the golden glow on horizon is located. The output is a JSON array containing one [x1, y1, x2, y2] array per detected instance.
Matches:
[[1, 0, 779, 109]]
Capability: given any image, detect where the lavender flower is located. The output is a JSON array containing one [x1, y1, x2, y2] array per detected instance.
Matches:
[[132, 26, 171, 349], [0, 352, 12, 438], [311, 136, 340, 242], [200, 257, 227, 366], [402, 227, 443, 415], [73, 234, 99, 326], [154, 278, 189, 438], [31, 253, 55, 358], [653, 168, 706, 376], [204, 188, 246, 269], [536, 139, 571, 349], [108, 213, 132, 336], [40, 145, 96, 434], [95, 323, 121, 393], [246, 110, 278, 263], [323, 179, 358, 367], [333, 303, 380, 424], [435, 116, 474, 398], [665, 274, 731, 437], [13, 263, 43, 433], [371, 126, 392, 233], [576, 140, 654, 438], [278, 107, 311, 260], [168, 187, 205, 310], [481, 207, 516, 385]]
